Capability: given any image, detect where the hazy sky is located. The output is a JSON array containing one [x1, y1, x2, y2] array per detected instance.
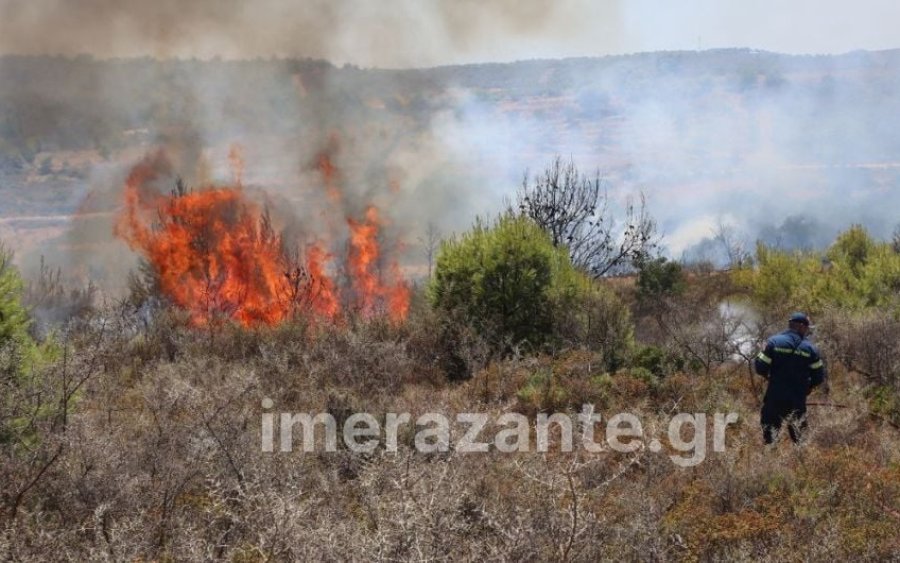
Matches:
[[0, 0, 897, 67]]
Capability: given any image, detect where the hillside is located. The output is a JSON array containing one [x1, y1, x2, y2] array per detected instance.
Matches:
[[3, 50, 900, 274]]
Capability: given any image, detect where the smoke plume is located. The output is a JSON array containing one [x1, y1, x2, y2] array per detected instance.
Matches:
[[0, 0, 624, 68]]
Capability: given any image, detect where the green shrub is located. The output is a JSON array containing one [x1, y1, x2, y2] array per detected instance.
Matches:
[[731, 242, 819, 314], [733, 225, 900, 315], [516, 369, 570, 413], [0, 247, 58, 373], [632, 344, 683, 378], [626, 366, 659, 390], [1, 243, 58, 446], [0, 243, 31, 348], [870, 385, 900, 426], [0, 245, 56, 380], [429, 215, 633, 363], [636, 256, 685, 304], [513, 353, 616, 415], [552, 280, 634, 371], [827, 225, 875, 278], [429, 216, 576, 351]]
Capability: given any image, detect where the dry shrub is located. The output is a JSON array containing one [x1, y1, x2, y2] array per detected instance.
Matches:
[[819, 308, 900, 424], [2, 300, 900, 561], [551, 283, 635, 373], [22, 257, 96, 339], [819, 309, 900, 385], [404, 303, 492, 382]]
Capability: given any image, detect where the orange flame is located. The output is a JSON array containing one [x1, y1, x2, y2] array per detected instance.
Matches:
[[347, 206, 410, 322], [114, 150, 409, 327], [304, 243, 341, 319]]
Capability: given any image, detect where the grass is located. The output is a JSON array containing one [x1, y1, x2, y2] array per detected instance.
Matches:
[[1, 302, 898, 561]]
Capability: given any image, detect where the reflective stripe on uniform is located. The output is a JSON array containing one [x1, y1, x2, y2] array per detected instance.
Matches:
[[810, 360, 824, 370], [773, 346, 811, 358], [757, 352, 772, 364]]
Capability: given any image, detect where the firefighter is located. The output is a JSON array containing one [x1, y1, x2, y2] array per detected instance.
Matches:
[[754, 312, 826, 445]]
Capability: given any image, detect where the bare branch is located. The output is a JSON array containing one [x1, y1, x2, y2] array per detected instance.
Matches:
[[516, 156, 658, 277]]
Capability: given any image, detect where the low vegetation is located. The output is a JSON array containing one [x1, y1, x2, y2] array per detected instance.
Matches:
[[1, 178, 898, 560]]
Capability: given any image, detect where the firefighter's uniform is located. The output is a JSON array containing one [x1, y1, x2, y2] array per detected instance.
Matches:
[[754, 318, 826, 444]]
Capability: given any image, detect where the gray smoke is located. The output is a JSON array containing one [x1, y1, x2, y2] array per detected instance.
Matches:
[[0, 0, 624, 68], [0, 0, 628, 289]]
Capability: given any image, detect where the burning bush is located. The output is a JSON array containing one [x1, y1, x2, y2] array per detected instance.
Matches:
[[114, 151, 409, 327]]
